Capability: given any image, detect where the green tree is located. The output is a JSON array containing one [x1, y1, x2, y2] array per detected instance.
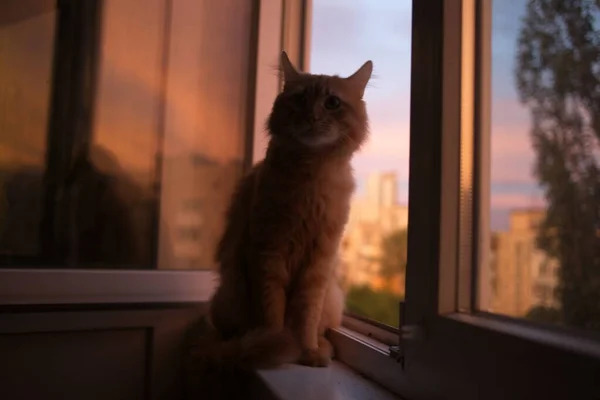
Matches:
[[515, 0, 600, 329], [379, 228, 408, 279], [345, 285, 402, 327]]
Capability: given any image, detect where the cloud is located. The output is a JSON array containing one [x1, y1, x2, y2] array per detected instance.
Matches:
[[310, 0, 412, 83], [488, 98, 538, 183], [310, 3, 366, 59], [361, 124, 410, 154], [492, 98, 530, 126], [490, 132, 537, 183]]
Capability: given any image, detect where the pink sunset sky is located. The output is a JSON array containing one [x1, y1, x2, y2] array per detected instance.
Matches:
[[310, 0, 543, 231]]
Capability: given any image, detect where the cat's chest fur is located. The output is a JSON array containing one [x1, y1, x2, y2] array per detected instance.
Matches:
[[251, 158, 354, 267], [290, 164, 353, 277], [304, 162, 354, 230]]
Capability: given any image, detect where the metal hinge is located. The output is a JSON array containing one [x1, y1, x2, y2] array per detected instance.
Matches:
[[389, 344, 403, 365]]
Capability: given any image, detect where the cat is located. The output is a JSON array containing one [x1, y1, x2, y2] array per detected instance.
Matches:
[[191, 51, 372, 369]]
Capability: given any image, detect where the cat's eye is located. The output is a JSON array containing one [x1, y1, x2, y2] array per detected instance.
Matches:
[[324, 95, 341, 110]]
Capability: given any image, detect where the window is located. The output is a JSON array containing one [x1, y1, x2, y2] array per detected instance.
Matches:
[[402, 0, 600, 398], [0, 0, 253, 270], [0, 1, 56, 260], [310, 0, 412, 328], [480, 0, 600, 332]]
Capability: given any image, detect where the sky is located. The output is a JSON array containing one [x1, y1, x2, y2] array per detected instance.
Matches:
[[310, 0, 544, 231]]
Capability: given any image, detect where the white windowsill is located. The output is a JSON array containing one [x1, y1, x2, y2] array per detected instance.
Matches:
[[257, 326, 407, 399], [258, 361, 402, 400]]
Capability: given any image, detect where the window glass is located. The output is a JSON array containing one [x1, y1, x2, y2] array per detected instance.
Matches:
[[0, 1, 56, 259], [481, 0, 600, 333], [0, 0, 252, 269], [157, 0, 250, 270], [83, 0, 165, 268], [311, 0, 412, 327]]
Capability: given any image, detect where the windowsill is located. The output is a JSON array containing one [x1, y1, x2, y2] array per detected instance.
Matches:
[[257, 326, 409, 399], [258, 361, 402, 400]]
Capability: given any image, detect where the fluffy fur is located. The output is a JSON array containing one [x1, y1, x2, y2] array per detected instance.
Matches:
[[193, 52, 372, 369]]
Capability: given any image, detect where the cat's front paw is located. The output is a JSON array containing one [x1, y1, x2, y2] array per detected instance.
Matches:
[[297, 347, 331, 367]]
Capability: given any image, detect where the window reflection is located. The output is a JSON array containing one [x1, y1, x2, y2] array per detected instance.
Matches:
[[74, 0, 166, 268], [0, 3, 56, 258], [483, 0, 600, 333], [0, 0, 252, 269], [157, 0, 250, 270]]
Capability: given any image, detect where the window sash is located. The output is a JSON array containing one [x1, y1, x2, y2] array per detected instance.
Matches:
[[404, 0, 600, 398]]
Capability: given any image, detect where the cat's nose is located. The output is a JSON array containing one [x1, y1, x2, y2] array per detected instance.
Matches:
[[311, 109, 322, 122]]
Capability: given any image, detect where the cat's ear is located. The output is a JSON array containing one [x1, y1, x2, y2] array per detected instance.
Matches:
[[280, 51, 300, 82], [346, 60, 373, 98]]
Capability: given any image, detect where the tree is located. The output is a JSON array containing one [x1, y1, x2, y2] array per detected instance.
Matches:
[[345, 284, 401, 327], [515, 0, 600, 329], [379, 228, 408, 279]]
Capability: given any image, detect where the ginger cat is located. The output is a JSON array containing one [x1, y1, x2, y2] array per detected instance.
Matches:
[[194, 51, 372, 369]]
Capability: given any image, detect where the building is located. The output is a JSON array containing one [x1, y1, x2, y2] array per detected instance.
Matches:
[[340, 171, 408, 295], [158, 154, 242, 269], [490, 209, 559, 317]]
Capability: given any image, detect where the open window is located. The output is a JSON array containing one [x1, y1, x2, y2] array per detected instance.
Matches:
[[297, 0, 600, 398], [402, 0, 600, 398]]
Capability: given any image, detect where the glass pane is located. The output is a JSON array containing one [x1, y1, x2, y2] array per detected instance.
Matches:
[[84, 0, 165, 268], [0, 0, 251, 269], [310, 0, 412, 327], [157, 0, 249, 270], [482, 0, 600, 333], [0, 1, 56, 258]]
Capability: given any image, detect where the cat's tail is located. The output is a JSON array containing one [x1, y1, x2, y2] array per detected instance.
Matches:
[[190, 328, 301, 371]]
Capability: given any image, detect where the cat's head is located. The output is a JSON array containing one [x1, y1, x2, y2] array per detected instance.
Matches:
[[267, 51, 372, 154]]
